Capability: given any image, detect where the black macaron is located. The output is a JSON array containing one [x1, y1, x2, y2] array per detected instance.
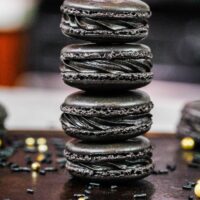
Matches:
[[65, 136, 153, 181], [60, 0, 151, 43], [60, 43, 153, 91], [60, 90, 153, 142], [177, 101, 200, 143]]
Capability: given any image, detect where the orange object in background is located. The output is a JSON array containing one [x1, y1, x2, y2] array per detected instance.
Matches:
[[0, 31, 28, 86], [0, 0, 39, 86]]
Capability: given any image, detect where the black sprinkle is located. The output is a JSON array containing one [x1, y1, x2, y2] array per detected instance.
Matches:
[[152, 169, 169, 175], [26, 188, 34, 194], [11, 167, 22, 172], [182, 185, 192, 190], [44, 167, 58, 172], [111, 185, 118, 190], [56, 158, 66, 164], [158, 169, 169, 175], [39, 169, 46, 175], [188, 195, 194, 200], [21, 167, 31, 172], [152, 170, 158, 175], [87, 186, 92, 190], [0, 157, 7, 162], [187, 182, 196, 187], [25, 156, 32, 165], [89, 182, 100, 187], [10, 163, 19, 169], [0, 162, 7, 168], [84, 189, 91, 195], [166, 164, 176, 172], [133, 193, 147, 199], [73, 194, 85, 197]]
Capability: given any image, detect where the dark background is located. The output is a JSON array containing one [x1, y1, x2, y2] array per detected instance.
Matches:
[[28, 0, 200, 83]]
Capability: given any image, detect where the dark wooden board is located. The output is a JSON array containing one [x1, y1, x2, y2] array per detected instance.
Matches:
[[0, 131, 199, 200]]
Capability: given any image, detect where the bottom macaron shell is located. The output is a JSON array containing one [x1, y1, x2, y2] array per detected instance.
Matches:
[[66, 160, 153, 181], [62, 72, 153, 91], [61, 116, 152, 142]]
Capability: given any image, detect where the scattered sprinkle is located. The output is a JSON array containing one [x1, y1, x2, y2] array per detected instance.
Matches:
[[26, 188, 34, 194], [89, 182, 100, 187], [73, 194, 85, 197], [111, 185, 118, 190], [166, 164, 176, 172], [44, 167, 58, 172], [39, 169, 46, 175], [84, 189, 91, 195], [133, 193, 147, 199], [182, 185, 192, 190], [188, 195, 194, 200]]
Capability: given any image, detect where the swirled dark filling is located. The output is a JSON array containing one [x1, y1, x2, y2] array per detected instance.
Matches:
[[72, 158, 152, 171], [61, 113, 152, 130], [63, 14, 147, 31], [61, 58, 152, 74]]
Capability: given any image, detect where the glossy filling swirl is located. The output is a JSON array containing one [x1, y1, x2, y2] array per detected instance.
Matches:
[[61, 58, 152, 74], [63, 14, 148, 31], [67, 158, 152, 172], [61, 113, 152, 131]]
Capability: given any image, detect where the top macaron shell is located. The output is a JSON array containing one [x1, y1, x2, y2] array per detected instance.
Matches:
[[62, 0, 150, 15], [60, 0, 151, 43]]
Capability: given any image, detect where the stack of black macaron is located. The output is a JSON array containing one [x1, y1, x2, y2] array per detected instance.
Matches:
[[60, 0, 154, 181]]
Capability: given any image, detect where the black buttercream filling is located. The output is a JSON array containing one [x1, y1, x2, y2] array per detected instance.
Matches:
[[72, 158, 151, 171], [61, 58, 152, 74], [63, 14, 147, 31], [61, 113, 152, 131]]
